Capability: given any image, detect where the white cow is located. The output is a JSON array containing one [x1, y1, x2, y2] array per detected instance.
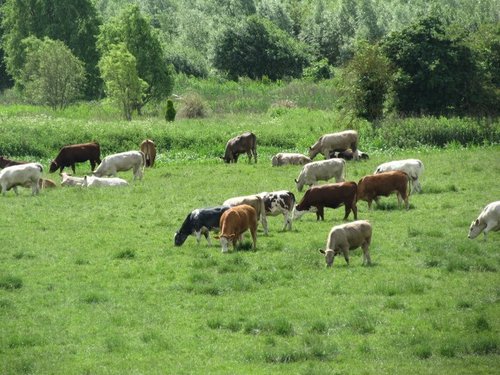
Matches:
[[468, 201, 500, 241], [83, 175, 129, 187], [294, 158, 346, 192], [271, 153, 311, 167], [309, 130, 359, 160], [319, 220, 372, 268], [93, 151, 145, 180], [257, 191, 296, 231], [0, 163, 43, 196], [223, 194, 268, 235], [60, 172, 85, 187], [374, 159, 424, 194]]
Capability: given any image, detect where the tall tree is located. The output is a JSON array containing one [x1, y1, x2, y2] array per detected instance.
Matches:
[[98, 4, 174, 112], [1, 0, 101, 98]]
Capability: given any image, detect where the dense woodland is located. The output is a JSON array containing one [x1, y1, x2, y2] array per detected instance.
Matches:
[[0, 0, 499, 120]]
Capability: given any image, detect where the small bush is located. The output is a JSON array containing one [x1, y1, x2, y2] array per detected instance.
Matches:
[[165, 99, 176, 122], [178, 92, 207, 118]]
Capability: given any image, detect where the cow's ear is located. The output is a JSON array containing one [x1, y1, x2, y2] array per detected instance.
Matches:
[[294, 179, 298, 183], [475, 219, 480, 225], [319, 249, 325, 254]]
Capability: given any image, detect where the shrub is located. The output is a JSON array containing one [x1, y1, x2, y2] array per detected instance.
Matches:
[[165, 99, 176, 122], [178, 92, 207, 118]]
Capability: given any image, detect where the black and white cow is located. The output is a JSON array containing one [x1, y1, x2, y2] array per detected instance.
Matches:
[[258, 191, 296, 231], [174, 206, 230, 246]]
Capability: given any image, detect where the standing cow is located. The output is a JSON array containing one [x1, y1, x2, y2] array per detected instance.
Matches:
[[0, 163, 43, 196], [309, 130, 359, 160], [49, 142, 101, 174], [140, 139, 156, 167], [357, 171, 410, 210], [374, 159, 424, 194], [221, 132, 257, 163], [0, 156, 27, 168], [93, 151, 145, 180], [216, 204, 258, 253], [294, 158, 346, 192], [468, 201, 500, 241], [258, 191, 296, 231]]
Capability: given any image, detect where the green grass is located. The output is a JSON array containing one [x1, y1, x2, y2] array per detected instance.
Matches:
[[0, 141, 499, 373]]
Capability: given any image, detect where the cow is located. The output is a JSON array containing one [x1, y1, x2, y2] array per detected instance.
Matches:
[[93, 151, 145, 180], [0, 163, 43, 196], [374, 159, 424, 194], [215, 204, 258, 253], [309, 130, 359, 160], [23, 178, 56, 189], [294, 158, 346, 192], [319, 220, 372, 268], [221, 132, 257, 163], [271, 153, 311, 167], [223, 194, 268, 235], [140, 139, 156, 167], [174, 206, 230, 246], [330, 149, 369, 160], [257, 191, 296, 231], [357, 171, 410, 210], [82, 175, 128, 187], [60, 172, 85, 187], [49, 142, 101, 174], [468, 201, 500, 241], [292, 182, 358, 221], [0, 156, 27, 168]]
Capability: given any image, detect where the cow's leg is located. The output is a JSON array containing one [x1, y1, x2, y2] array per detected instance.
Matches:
[[250, 227, 257, 249], [194, 230, 202, 245], [13, 186, 19, 196], [31, 180, 39, 195], [71, 164, 76, 175], [1, 183, 6, 195], [362, 242, 372, 265], [341, 247, 350, 265], [316, 206, 324, 221], [343, 205, 351, 220], [202, 229, 212, 246], [396, 192, 402, 208], [253, 148, 257, 163], [367, 200, 373, 210], [403, 194, 409, 210], [90, 160, 96, 172], [247, 151, 252, 163], [483, 221, 498, 241], [352, 202, 358, 220], [283, 212, 292, 231]]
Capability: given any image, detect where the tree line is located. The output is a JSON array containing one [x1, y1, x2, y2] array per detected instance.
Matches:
[[0, 0, 499, 120]]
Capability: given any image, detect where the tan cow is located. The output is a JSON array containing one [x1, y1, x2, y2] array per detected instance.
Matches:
[[319, 220, 372, 268], [309, 130, 359, 160], [140, 139, 156, 167], [271, 152, 311, 166], [216, 204, 258, 253], [357, 171, 410, 210], [223, 194, 268, 235]]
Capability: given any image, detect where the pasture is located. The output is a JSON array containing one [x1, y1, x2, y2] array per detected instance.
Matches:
[[0, 138, 499, 373]]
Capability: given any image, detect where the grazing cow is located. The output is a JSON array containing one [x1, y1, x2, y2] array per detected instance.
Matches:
[[174, 206, 230, 246], [374, 159, 424, 194], [93, 151, 145, 180], [258, 191, 296, 231], [221, 132, 257, 163], [319, 220, 372, 268], [223, 194, 268, 235], [294, 158, 346, 192], [309, 130, 359, 160], [140, 139, 156, 167], [60, 172, 85, 187], [82, 175, 128, 187], [0, 156, 27, 168], [330, 149, 369, 160], [0, 163, 43, 196], [271, 152, 311, 167], [49, 142, 101, 174], [293, 182, 358, 221], [357, 171, 410, 210], [468, 201, 500, 241], [216, 204, 258, 253]]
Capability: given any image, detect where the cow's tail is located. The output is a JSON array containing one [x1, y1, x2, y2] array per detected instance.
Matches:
[[252, 132, 257, 163], [342, 159, 347, 181]]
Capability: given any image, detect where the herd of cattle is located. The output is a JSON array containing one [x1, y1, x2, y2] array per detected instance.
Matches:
[[0, 130, 498, 266]]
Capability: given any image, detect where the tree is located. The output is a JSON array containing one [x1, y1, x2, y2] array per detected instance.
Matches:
[[1, 0, 101, 98], [20, 37, 86, 110], [256, 0, 294, 35], [99, 43, 148, 121], [213, 15, 309, 80], [98, 4, 174, 112]]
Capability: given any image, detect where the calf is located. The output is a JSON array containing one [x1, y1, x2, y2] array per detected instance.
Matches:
[[221, 132, 257, 163], [258, 191, 296, 231], [60, 172, 84, 187], [83, 175, 128, 187], [49, 142, 101, 174], [271, 153, 311, 166], [174, 206, 230, 246], [468, 201, 500, 241], [0, 156, 27, 168], [93, 151, 145, 180], [0, 163, 43, 196], [319, 220, 372, 268], [357, 171, 410, 210], [140, 139, 156, 167], [216, 204, 258, 253], [223, 194, 268, 235], [293, 182, 358, 221], [374, 159, 424, 194], [294, 158, 346, 192], [23, 178, 56, 189]]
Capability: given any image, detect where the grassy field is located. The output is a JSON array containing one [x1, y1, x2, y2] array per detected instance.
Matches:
[[0, 139, 499, 373]]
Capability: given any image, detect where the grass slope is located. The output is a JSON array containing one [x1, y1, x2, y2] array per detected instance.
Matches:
[[0, 146, 499, 374]]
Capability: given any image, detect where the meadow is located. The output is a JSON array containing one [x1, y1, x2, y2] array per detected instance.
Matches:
[[0, 103, 499, 374]]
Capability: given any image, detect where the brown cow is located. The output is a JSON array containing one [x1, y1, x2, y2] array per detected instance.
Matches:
[[221, 132, 257, 163], [357, 171, 410, 210], [0, 156, 27, 168], [293, 182, 358, 221], [140, 139, 156, 167], [215, 204, 258, 253], [49, 142, 101, 174]]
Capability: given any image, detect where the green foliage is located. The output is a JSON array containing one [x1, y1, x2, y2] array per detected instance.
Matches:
[[302, 58, 333, 82], [165, 99, 176, 122], [20, 37, 86, 110], [213, 15, 310, 80]]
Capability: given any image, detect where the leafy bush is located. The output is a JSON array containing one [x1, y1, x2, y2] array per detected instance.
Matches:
[[165, 99, 176, 122], [178, 92, 207, 118]]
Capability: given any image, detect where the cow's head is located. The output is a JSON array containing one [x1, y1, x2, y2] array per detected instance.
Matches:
[[49, 161, 58, 173], [468, 219, 485, 239], [319, 249, 335, 267], [294, 178, 304, 192], [174, 231, 188, 246]]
